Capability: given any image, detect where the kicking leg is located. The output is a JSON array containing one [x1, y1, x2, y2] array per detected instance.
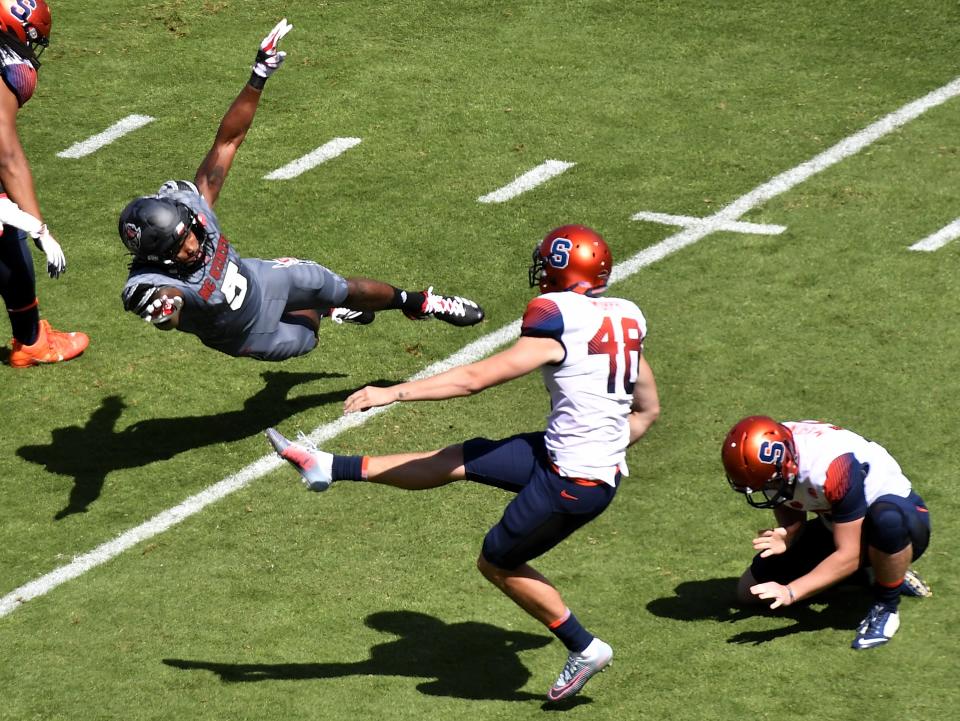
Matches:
[[364, 444, 467, 489], [265, 427, 466, 491]]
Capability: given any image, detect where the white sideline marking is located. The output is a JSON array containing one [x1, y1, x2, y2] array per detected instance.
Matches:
[[909, 217, 960, 251], [57, 115, 155, 159], [477, 160, 575, 203], [631, 211, 786, 236], [263, 138, 362, 180], [4, 76, 960, 620]]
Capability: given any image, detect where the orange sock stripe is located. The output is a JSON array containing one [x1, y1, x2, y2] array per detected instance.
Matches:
[[361, 456, 369, 480], [877, 577, 904, 589], [548, 608, 571, 630], [8, 298, 38, 314]]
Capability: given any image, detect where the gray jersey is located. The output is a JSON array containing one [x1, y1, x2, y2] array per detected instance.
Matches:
[[121, 183, 263, 355]]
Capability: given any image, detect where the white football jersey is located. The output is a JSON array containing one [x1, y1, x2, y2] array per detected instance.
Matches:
[[520, 291, 647, 485], [782, 421, 912, 521]]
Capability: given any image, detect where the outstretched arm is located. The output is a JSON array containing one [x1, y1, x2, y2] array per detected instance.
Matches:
[[122, 284, 185, 330], [193, 19, 292, 207], [344, 335, 564, 413]]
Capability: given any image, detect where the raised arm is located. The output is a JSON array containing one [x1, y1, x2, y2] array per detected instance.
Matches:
[[193, 19, 292, 207]]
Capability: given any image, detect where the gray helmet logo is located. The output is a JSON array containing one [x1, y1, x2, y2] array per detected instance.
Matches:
[[123, 223, 142, 251]]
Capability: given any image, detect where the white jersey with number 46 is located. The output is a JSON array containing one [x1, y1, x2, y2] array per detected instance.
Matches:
[[521, 291, 647, 485]]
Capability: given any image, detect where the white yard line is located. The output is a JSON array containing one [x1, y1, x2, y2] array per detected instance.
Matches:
[[631, 211, 786, 235], [4, 76, 960, 619], [909, 217, 960, 251], [57, 115, 155, 159], [263, 138, 363, 180], [477, 160, 576, 203], [614, 76, 960, 281]]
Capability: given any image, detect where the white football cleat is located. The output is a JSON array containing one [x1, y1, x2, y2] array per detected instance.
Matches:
[[265, 427, 333, 492], [547, 638, 613, 702]]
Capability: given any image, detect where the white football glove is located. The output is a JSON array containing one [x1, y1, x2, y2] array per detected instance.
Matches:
[[142, 294, 184, 325], [0, 199, 66, 279], [33, 225, 67, 279], [252, 19, 293, 80]]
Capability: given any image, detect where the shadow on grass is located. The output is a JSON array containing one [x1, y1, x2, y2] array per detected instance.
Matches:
[[16, 370, 366, 520], [646, 576, 869, 645], [163, 610, 557, 702]]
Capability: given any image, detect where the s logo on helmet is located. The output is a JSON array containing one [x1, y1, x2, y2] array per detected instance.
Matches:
[[123, 223, 142, 251], [548, 237, 572, 268], [11, 0, 39, 22], [758, 441, 786, 465]]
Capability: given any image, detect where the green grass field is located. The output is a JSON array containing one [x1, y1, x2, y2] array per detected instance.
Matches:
[[2, 1, 958, 719]]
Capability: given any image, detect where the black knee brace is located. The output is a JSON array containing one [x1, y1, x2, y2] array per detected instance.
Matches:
[[865, 501, 910, 555]]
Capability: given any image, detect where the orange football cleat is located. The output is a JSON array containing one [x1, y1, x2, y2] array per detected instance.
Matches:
[[8, 319, 89, 368]]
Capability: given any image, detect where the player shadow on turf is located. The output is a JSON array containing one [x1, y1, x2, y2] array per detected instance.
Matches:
[[163, 610, 558, 702], [15, 370, 372, 521], [646, 577, 871, 645]]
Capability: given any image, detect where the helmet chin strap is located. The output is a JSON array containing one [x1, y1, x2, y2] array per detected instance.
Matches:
[[744, 463, 797, 509]]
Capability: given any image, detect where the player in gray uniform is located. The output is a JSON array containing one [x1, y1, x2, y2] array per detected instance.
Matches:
[[119, 20, 483, 362]]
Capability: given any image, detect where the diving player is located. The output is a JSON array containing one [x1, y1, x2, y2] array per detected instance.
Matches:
[[119, 19, 483, 362]]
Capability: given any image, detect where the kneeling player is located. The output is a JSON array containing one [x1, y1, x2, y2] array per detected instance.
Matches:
[[721, 416, 932, 649]]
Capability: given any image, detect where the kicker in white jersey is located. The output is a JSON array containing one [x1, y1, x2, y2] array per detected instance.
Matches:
[[520, 291, 646, 484]]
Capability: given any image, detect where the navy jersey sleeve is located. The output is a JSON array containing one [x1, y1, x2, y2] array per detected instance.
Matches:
[[824, 453, 869, 523], [1, 53, 37, 107], [521, 297, 564, 341]]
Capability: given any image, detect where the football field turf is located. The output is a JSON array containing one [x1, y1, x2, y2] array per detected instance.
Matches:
[[1, 2, 957, 719]]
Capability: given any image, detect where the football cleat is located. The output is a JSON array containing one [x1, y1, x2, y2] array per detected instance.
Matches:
[[8, 320, 89, 368], [851, 603, 900, 650], [900, 568, 932, 598], [405, 287, 484, 327], [264, 427, 332, 492], [327, 307, 376, 325], [547, 638, 613, 702]]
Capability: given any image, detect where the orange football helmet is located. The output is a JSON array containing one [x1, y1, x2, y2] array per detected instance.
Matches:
[[721, 415, 799, 508], [528, 224, 612, 296], [0, 0, 51, 53]]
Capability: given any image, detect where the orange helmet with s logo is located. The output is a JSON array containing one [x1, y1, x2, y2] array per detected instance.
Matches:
[[721, 415, 799, 508], [0, 0, 52, 52], [528, 224, 612, 296]]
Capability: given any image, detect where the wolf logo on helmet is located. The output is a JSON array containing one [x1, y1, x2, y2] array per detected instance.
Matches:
[[122, 223, 142, 251], [118, 195, 203, 269], [529, 224, 612, 296]]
